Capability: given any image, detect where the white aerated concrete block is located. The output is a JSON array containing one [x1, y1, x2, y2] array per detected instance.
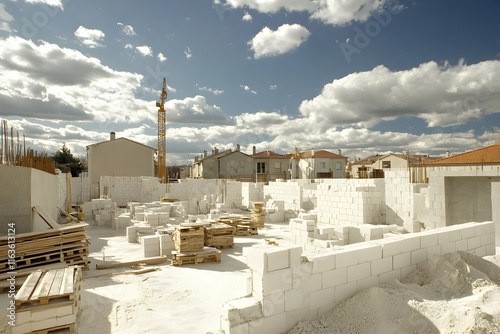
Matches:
[[347, 262, 370, 282], [334, 249, 359, 268], [262, 292, 284, 317], [267, 248, 290, 272], [310, 286, 335, 310], [312, 253, 336, 273], [357, 244, 382, 263], [371, 257, 392, 276], [322, 267, 347, 289], [393, 252, 411, 269], [284, 288, 304, 311]]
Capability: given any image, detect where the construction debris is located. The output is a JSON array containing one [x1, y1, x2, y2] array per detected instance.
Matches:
[[0, 223, 90, 275], [13, 266, 82, 334]]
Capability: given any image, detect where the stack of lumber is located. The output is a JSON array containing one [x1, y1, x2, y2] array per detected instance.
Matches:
[[215, 216, 258, 236], [204, 223, 235, 249], [251, 202, 266, 228], [13, 266, 82, 334], [173, 223, 207, 253], [0, 223, 90, 275], [172, 247, 221, 266]]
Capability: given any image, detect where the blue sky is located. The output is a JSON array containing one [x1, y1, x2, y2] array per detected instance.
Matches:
[[0, 0, 499, 165]]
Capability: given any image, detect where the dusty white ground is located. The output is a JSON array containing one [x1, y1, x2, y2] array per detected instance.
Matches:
[[288, 251, 500, 334]]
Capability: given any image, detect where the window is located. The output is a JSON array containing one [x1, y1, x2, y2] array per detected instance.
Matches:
[[336, 162, 342, 170], [320, 162, 326, 169], [257, 162, 266, 173], [274, 162, 281, 173], [382, 161, 391, 168]]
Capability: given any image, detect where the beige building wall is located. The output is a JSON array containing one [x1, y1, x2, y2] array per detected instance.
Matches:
[[294, 157, 346, 179], [87, 138, 155, 185], [254, 157, 289, 181], [372, 155, 408, 170]]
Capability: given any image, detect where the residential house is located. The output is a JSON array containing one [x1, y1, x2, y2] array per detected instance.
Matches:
[[86, 132, 156, 186], [351, 153, 437, 178], [252, 149, 289, 182], [191, 145, 254, 180], [423, 144, 500, 168], [289, 149, 347, 179]]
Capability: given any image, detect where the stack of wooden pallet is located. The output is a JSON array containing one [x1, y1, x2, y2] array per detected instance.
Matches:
[[251, 202, 266, 228], [215, 216, 258, 236], [204, 223, 235, 249], [172, 223, 221, 266], [13, 266, 82, 334], [0, 223, 90, 276]]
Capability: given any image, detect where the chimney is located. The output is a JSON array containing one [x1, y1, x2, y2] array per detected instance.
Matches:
[[110, 132, 116, 140], [446, 150, 450, 157], [195, 156, 198, 162], [214, 146, 218, 155], [203, 150, 208, 159], [212, 149, 215, 156], [236, 144, 240, 151], [253, 146, 256, 155], [338, 149, 342, 156], [200, 154, 203, 160]]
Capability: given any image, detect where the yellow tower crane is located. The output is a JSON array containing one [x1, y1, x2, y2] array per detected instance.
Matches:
[[156, 78, 167, 183]]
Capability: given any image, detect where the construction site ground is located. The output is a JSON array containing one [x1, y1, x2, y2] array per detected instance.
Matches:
[[0, 215, 293, 334]]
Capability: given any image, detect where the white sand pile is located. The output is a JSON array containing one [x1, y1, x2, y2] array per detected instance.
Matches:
[[289, 251, 500, 334]]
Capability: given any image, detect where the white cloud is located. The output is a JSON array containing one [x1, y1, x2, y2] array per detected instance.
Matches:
[[136, 45, 153, 57], [157, 53, 167, 62], [225, 0, 317, 13], [199, 86, 224, 95], [184, 47, 192, 58], [0, 22, 12, 33], [74, 26, 105, 48], [0, 36, 151, 123], [223, 0, 405, 26], [240, 84, 257, 94], [299, 60, 500, 128], [124, 43, 133, 49], [0, 4, 14, 21], [25, 0, 63, 9], [248, 24, 310, 59], [242, 11, 252, 21], [118, 23, 136, 36], [164, 95, 233, 125], [270, 84, 277, 90]]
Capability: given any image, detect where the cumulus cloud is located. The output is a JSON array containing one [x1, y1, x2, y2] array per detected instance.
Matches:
[[270, 84, 277, 90], [0, 4, 14, 32], [157, 53, 167, 62], [0, 36, 151, 123], [299, 60, 500, 128], [248, 24, 310, 59], [223, 0, 405, 26], [136, 45, 153, 57], [184, 47, 192, 58], [199, 86, 224, 95], [74, 26, 105, 48], [240, 84, 257, 94], [242, 11, 252, 21], [164, 95, 233, 125], [25, 0, 63, 9], [118, 23, 136, 36], [124, 43, 133, 49]]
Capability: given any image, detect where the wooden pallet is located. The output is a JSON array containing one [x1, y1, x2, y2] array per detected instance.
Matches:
[[174, 224, 205, 252], [204, 223, 235, 248], [172, 247, 221, 266], [15, 266, 82, 307]]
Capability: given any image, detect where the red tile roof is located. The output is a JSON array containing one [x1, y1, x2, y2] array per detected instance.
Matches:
[[252, 150, 288, 159], [425, 145, 500, 165], [299, 150, 346, 159]]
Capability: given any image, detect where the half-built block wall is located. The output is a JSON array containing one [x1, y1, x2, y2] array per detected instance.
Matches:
[[264, 180, 303, 212], [99, 176, 166, 207], [221, 221, 495, 334], [316, 178, 385, 226], [0, 165, 66, 234]]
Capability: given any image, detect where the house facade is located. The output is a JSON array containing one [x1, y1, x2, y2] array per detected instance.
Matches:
[[87, 132, 156, 186], [290, 149, 347, 179], [191, 147, 254, 180], [351, 153, 437, 178], [252, 150, 289, 182]]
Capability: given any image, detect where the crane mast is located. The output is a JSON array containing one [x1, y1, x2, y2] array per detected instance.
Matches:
[[156, 78, 167, 183]]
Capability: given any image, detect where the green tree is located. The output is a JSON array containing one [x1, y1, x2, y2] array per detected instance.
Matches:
[[52, 144, 85, 176]]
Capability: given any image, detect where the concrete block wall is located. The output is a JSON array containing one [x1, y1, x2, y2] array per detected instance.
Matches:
[[71, 176, 91, 204], [221, 221, 495, 334], [316, 178, 385, 226], [264, 180, 302, 212], [242, 182, 264, 209], [165, 179, 224, 214], [301, 183, 318, 211], [99, 176, 166, 207]]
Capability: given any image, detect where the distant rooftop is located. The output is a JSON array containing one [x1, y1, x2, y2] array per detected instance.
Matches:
[[424, 144, 500, 165]]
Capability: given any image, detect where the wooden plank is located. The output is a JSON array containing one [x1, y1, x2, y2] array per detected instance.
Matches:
[[48, 269, 65, 297], [96, 256, 168, 270], [30, 270, 56, 301], [32, 206, 56, 229], [60, 267, 74, 295], [15, 271, 43, 303]]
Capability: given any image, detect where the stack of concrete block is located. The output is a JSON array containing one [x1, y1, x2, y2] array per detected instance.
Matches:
[[359, 224, 384, 241], [134, 205, 145, 221], [145, 212, 159, 227], [141, 235, 160, 257], [265, 200, 285, 222], [82, 198, 122, 226], [126, 226, 139, 243], [221, 221, 496, 334], [113, 213, 132, 230], [264, 181, 302, 212], [159, 234, 175, 257]]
